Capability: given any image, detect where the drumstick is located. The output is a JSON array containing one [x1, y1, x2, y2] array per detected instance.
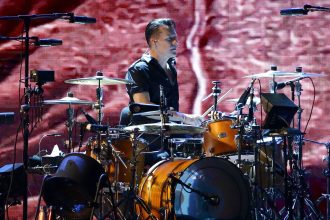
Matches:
[[202, 88, 233, 117]]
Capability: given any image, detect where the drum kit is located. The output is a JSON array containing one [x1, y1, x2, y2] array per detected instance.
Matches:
[[33, 67, 328, 220]]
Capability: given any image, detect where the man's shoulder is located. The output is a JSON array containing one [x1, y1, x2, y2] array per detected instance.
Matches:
[[128, 58, 149, 71]]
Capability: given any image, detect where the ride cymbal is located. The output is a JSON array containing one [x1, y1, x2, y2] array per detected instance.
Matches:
[[43, 96, 94, 105], [65, 75, 133, 85], [243, 70, 325, 78]]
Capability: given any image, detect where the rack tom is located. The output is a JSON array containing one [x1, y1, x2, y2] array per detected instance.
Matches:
[[202, 119, 238, 156]]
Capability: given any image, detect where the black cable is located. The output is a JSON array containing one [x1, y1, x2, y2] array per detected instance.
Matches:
[[303, 77, 315, 133], [4, 118, 22, 220]]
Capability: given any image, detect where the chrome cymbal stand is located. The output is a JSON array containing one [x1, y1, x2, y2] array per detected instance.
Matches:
[[94, 71, 104, 155], [65, 93, 75, 153], [212, 81, 221, 112]]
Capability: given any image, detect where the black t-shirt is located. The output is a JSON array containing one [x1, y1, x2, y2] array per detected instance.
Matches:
[[125, 54, 179, 111]]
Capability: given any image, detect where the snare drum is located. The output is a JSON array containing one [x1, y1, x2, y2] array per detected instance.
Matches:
[[168, 138, 203, 158], [203, 119, 238, 156], [137, 157, 250, 219], [86, 134, 145, 184]]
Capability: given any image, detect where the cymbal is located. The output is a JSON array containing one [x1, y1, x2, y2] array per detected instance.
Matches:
[[43, 96, 94, 105], [65, 76, 133, 85], [226, 97, 261, 105], [124, 122, 205, 135], [243, 70, 325, 78]]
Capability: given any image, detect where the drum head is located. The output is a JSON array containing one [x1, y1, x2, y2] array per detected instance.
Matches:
[[174, 157, 251, 219], [43, 153, 105, 219]]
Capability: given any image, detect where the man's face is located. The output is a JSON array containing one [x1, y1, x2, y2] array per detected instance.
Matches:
[[152, 25, 178, 60]]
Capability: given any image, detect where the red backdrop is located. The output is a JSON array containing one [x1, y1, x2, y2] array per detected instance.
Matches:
[[0, 0, 329, 219]]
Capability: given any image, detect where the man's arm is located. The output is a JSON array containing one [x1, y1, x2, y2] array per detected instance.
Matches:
[[132, 92, 154, 104]]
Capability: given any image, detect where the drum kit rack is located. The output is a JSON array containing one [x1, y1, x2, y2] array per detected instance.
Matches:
[[0, 63, 328, 219], [12, 65, 321, 219]]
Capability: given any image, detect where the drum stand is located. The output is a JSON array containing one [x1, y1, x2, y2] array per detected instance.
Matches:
[[304, 138, 330, 220], [89, 174, 118, 220], [65, 102, 74, 153], [115, 128, 157, 220], [268, 129, 321, 220]]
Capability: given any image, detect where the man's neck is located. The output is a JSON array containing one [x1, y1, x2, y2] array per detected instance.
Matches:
[[149, 50, 168, 69]]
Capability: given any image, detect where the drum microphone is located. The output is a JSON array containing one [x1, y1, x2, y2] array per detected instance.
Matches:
[[276, 76, 308, 90], [168, 173, 220, 206], [236, 78, 256, 108], [85, 124, 108, 132], [82, 110, 98, 124]]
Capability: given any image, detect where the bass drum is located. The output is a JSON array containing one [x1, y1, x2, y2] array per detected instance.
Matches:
[[137, 157, 251, 220]]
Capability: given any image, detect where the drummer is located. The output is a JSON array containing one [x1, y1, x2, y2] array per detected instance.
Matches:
[[123, 18, 203, 165]]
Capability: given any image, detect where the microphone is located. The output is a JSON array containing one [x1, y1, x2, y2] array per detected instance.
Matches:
[[82, 110, 98, 124], [276, 76, 308, 90], [280, 8, 308, 16], [236, 78, 256, 108], [85, 124, 108, 132], [69, 15, 96, 24], [34, 38, 62, 46], [281, 4, 330, 16]]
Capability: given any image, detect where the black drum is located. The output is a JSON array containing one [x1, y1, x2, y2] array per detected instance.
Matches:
[[43, 153, 105, 219], [137, 157, 251, 219]]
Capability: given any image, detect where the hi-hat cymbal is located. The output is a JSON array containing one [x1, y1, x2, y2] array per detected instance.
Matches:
[[124, 122, 205, 135], [43, 96, 94, 105], [65, 76, 133, 85], [243, 70, 325, 78], [226, 97, 261, 105]]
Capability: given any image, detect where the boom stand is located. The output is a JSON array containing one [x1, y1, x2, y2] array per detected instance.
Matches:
[[0, 13, 78, 219]]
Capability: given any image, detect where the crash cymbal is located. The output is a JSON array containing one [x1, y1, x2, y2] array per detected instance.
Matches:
[[124, 122, 205, 135], [43, 96, 94, 105], [243, 70, 299, 78], [65, 76, 133, 85], [227, 97, 261, 105], [244, 70, 325, 78]]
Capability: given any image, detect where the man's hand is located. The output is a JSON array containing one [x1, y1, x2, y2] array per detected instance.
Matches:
[[168, 110, 204, 126]]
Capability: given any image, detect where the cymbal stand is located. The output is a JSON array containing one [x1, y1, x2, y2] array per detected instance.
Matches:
[[95, 71, 104, 154], [106, 135, 127, 202], [159, 85, 169, 154], [212, 81, 221, 111], [116, 128, 157, 220], [304, 138, 329, 220], [233, 107, 244, 166], [65, 100, 75, 153]]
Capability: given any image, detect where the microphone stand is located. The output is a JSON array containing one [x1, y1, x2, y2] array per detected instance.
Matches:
[[0, 13, 94, 220]]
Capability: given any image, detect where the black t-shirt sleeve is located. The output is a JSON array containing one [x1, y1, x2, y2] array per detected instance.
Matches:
[[126, 62, 150, 96]]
